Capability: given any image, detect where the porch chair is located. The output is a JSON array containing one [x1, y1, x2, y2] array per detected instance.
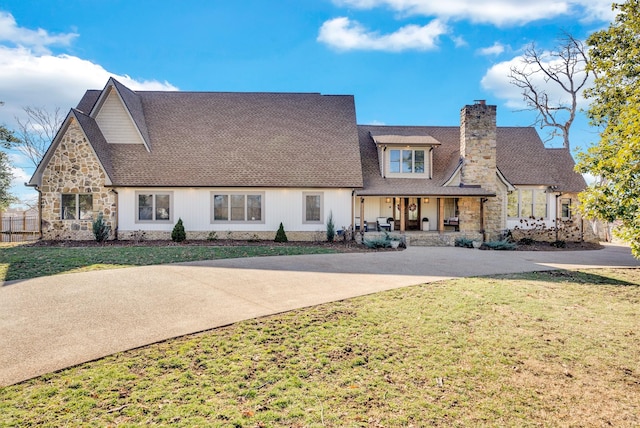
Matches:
[[376, 217, 392, 232], [355, 217, 368, 232]]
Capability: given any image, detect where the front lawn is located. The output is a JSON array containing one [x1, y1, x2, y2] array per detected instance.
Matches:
[[1, 269, 638, 426], [0, 243, 338, 282]]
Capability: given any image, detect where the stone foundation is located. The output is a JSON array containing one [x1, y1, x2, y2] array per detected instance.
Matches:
[[118, 230, 326, 242], [510, 218, 598, 243]]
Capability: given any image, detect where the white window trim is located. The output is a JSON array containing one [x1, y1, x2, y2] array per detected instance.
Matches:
[[210, 192, 265, 224], [387, 148, 428, 177], [560, 198, 572, 220], [61, 193, 93, 221], [303, 192, 324, 224], [135, 191, 173, 223], [507, 188, 548, 219]]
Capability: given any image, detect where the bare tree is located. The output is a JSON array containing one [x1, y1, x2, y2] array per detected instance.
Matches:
[[509, 33, 590, 150], [12, 106, 64, 167]]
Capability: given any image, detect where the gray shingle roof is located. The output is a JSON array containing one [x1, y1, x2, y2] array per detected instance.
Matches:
[[78, 85, 363, 188], [357, 124, 585, 195]]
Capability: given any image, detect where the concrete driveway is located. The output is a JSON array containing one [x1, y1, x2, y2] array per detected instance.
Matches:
[[1, 244, 637, 386]]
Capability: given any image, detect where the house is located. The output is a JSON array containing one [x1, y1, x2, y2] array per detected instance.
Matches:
[[28, 78, 592, 244]]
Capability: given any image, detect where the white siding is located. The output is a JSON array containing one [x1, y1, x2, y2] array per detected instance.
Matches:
[[116, 187, 353, 232], [95, 90, 145, 145]]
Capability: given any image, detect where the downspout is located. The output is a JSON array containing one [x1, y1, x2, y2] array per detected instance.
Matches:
[[480, 198, 488, 242], [555, 192, 562, 242], [35, 186, 43, 240], [351, 189, 356, 241], [382, 146, 387, 178], [110, 188, 119, 240]]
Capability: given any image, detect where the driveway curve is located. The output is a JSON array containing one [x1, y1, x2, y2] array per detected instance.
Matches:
[[1, 243, 637, 386]]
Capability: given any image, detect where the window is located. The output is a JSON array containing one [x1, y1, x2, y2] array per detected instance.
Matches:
[[389, 149, 426, 174], [303, 192, 323, 223], [561, 198, 572, 220], [507, 189, 548, 219], [136, 192, 172, 222], [212, 193, 263, 222], [61, 194, 93, 220]]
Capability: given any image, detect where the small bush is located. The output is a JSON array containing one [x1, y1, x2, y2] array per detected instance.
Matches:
[[482, 239, 516, 251], [363, 236, 392, 249], [455, 237, 475, 248], [551, 240, 566, 248], [518, 237, 535, 245], [92, 212, 110, 243], [275, 222, 288, 243], [171, 218, 186, 242], [326, 211, 335, 242], [206, 231, 217, 241]]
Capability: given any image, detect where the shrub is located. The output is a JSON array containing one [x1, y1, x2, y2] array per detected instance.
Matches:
[[518, 237, 535, 245], [551, 240, 566, 248], [482, 239, 516, 251], [171, 218, 186, 242], [326, 211, 336, 242], [455, 237, 475, 248], [92, 212, 110, 243], [206, 231, 217, 241], [363, 236, 392, 249], [275, 222, 288, 243]]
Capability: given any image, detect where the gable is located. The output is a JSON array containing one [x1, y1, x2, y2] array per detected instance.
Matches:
[[95, 87, 147, 147], [29, 113, 112, 187]]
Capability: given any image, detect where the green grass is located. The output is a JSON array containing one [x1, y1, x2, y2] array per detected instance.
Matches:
[[1, 268, 638, 427], [0, 244, 336, 282]]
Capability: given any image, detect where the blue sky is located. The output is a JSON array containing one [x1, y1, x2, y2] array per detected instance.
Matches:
[[0, 0, 616, 206]]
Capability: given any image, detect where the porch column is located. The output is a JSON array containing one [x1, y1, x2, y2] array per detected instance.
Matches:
[[438, 198, 444, 233], [399, 198, 405, 232], [360, 197, 365, 239]]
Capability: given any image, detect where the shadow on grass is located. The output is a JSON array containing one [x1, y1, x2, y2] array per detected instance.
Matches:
[[499, 269, 640, 287]]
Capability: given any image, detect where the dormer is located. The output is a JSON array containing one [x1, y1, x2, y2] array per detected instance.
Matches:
[[90, 78, 151, 151], [370, 132, 440, 179]]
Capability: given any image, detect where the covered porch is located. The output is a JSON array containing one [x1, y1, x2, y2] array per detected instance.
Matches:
[[352, 195, 463, 234]]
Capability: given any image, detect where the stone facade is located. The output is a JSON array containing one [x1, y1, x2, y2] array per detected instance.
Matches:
[[39, 119, 116, 240], [460, 102, 505, 240]]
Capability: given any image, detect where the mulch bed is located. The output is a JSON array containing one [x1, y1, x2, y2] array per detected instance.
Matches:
[[25, 239, 603, 252]]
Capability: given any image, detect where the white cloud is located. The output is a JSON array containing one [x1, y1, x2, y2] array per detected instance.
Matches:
[[333, 0, 615, 26], [0, 11, 178, 208], [318, 16, 448, 51], [477, 42, 506, 56], [480, 53, 592, 110], [0, 11, 77, 54]]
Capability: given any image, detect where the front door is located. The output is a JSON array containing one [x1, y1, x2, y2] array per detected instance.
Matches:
[[394, 197, 420, 230], [405, 197, 420, 230]]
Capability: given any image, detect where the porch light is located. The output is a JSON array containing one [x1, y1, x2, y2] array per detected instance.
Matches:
[[423, 198, 429, 203], [385, 197, 391, 203]]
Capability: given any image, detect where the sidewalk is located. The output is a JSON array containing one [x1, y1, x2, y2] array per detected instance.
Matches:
[[1, 244, 637, 386]]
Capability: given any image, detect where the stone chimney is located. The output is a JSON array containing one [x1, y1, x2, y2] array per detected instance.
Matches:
[[459, 101, 503, 240], [460, 100, 497, 188]]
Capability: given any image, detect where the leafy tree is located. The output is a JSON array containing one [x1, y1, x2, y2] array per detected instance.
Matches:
[[171, 218, 186, 242], [509, 33, 590, 149], [274, 222, 288, 243], [0, 124, 19, 147], [576, 0, 640, 257], [0, 150, 17, 210]]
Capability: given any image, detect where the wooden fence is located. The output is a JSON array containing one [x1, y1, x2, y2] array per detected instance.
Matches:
[[1, 215, 39, 242]]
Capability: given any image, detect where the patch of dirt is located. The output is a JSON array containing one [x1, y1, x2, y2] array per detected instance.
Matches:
[[24, 238, 604, 252], [25, 238, 391, 253], [514, 241, 604, 251]]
